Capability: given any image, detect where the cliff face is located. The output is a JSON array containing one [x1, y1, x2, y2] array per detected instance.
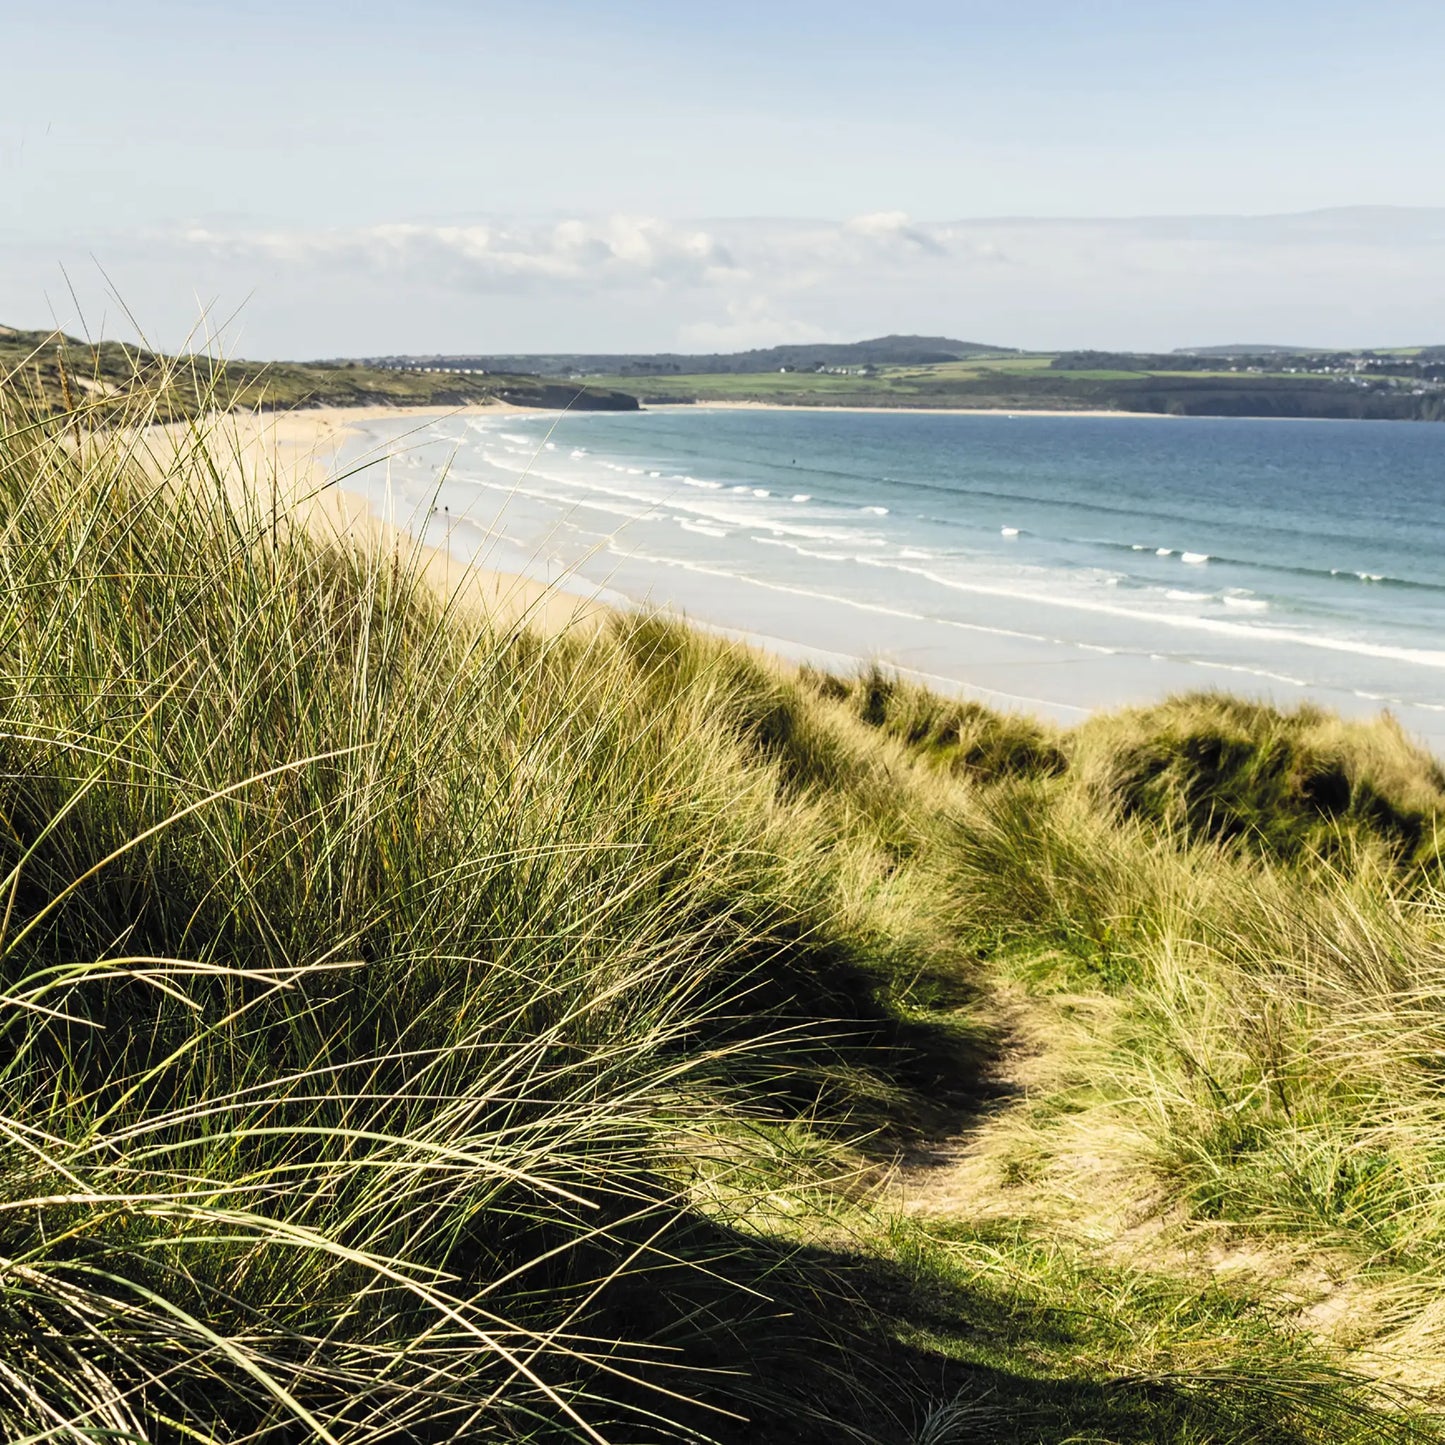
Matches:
[[493, 380, 639, 411]]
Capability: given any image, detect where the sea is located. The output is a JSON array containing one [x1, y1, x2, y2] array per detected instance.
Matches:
[[336, 407, 1445, 752]]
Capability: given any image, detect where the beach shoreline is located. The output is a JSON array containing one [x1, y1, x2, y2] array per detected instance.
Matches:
[[644, 401, 1405, 424], [651, 400, 1144, 419], [189, 402, 1445, 757], [196, 402, 1101, 727]]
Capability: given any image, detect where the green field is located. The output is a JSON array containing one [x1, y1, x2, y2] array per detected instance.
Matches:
[[585, 353, 1445, 420], [4, 361, 1445, 1441]]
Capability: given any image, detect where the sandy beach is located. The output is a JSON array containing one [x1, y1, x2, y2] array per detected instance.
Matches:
[[157, 402, 603, 638], [151, 401, 1445, 757]]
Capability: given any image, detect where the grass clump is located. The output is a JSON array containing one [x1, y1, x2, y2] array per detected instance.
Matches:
[[1074, 692, 1445, 870], [806, 663, 1067, 783]]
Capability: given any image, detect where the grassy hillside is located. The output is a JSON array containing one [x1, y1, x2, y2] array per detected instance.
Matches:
[[0, 323, 640, 419], [3, 370, 1445, 1442]]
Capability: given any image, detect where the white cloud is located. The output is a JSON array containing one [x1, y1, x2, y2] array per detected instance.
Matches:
[[237, 204, 1438, 316], [677, 297, 832, 351], [175, 210, 980, 302], [22, 206, 1443, 356], [181, 215, 745, 292], [842, 210, 947, 255]]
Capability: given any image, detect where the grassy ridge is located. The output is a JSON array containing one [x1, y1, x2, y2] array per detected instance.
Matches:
[[3, 376, 1445, 1441], [0, 323, 640, 418]]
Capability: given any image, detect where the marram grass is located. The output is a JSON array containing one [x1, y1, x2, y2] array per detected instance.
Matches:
[[3, 365, 1445, 1443], [0, 376, 941, 1442]]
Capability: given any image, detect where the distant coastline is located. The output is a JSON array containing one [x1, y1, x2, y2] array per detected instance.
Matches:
[[8, 323, 1442, 426], [653, 400, 1139, 419], [651, 400, 1412, 423], [345, 334, 1445, 425]]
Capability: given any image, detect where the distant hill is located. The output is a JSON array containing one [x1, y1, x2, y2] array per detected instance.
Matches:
[[341, 335, 1017, 378]]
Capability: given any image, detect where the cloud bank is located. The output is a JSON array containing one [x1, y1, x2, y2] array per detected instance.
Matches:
[[11, 208, 1445, 356]]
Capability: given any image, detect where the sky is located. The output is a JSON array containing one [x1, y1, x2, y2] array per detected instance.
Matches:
[[4, 0, 1445, 356]]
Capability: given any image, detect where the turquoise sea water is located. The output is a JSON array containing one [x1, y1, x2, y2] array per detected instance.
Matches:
[[340, 407, 1445, 749]]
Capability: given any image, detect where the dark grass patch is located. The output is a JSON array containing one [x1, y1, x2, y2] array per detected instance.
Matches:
[[1078, 692, 1444, 871]]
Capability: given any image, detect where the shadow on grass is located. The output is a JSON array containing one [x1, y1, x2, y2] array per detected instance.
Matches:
[[709, 919, 1011, 1148], [538, 1210, 1424, 1445]]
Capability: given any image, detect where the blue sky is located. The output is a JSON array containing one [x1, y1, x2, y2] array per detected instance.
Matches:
[[4, 0, 1445, 354]]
